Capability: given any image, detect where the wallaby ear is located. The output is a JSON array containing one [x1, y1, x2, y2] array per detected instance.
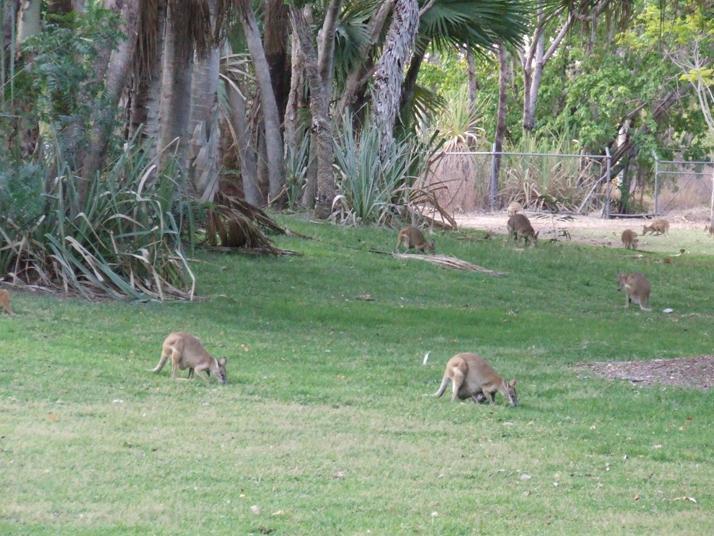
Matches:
[[510, 379, 517, 387], [219, 357, 227, 365]]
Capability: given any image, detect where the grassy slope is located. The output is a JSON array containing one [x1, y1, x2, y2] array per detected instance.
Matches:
[[1, 216, 713, 535]]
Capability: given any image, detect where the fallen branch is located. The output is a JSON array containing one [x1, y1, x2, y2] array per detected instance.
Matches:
[[393, 253, 506, 276]]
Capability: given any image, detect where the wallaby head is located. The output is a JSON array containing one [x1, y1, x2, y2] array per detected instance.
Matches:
[[211, 357, 228, 384]]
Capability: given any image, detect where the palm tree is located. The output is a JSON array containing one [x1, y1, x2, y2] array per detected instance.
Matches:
[[236, 0, 286, 205], [289, 1, 343, 219]]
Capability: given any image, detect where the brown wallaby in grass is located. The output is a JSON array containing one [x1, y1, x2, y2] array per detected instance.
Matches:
[[396, 226, 435, 253], [642, 219, 670, 235], [0, 289, 14, 315], [152, 332, 228, 383], [617, 272, 651, 311], [434, 353, 518, 406], [621, 229, 638, 249], [507, 201, 523, 216], [507, 214, 539, 246]]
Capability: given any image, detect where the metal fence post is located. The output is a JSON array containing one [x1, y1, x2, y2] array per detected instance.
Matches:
[[652, 150, 659, 216], [489, 141, 498, 212], [604, 147, 611, 219]]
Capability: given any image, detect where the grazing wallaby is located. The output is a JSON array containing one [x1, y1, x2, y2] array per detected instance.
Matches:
[[507, 201, 523, 216], [642, 219, 669, 235], [152, 332, 228, 383], [434, 353, 518, 406], [0, 289, 13, 315], [507, 214, 539, 246], [621, 229, 638, 249], [396, 226, 435, 253], [617, 272, 651, 311]]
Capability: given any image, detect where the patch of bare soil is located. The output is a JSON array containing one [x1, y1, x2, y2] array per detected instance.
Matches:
[[578, 356, 714, 390]]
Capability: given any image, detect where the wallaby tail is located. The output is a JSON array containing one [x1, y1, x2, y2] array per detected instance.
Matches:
[[152, 351, 170, 373], [434, 375, 451, 397]]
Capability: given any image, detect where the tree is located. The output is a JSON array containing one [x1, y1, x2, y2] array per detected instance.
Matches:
[[80, 0, 140, 203], [371, 0, 420, 157], [289, 1, 342, 219], [236, 0, 285, 205]]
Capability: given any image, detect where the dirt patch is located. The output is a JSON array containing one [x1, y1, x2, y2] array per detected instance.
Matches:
[[454, 211, 714, 255], [577, 356, 714, 390]]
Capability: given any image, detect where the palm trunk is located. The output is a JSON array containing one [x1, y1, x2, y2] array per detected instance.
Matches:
[[187, 0, 220, 200], [80, 0, 139, 203], [263, 0, 290, 125], [490, 44, 510, 211], [227, 76, 263, 206], [129, 0, 165, 146], [289, 2, 341, 219], [371, 0, 419, 157], [158, 2, 194, 172], [237, 0, 285, 205], [284, 29, 303, 160]]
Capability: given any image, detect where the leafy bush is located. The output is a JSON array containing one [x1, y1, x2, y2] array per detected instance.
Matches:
[[0, 141, 195, 301]]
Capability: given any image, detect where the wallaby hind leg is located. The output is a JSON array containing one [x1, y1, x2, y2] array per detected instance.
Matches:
[[450, 368, 466, 401], [170, 348, 182, 380]]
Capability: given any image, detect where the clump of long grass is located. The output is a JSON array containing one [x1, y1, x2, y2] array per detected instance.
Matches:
[[500, 133, 604, 212], [333, 118, 433, 225], [0, 140, 195, 301]]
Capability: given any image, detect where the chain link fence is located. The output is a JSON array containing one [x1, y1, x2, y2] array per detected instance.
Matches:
[[425, 148, 712, 219]]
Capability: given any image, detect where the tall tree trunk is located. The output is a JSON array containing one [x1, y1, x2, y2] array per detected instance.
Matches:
[[398, 46, 425, 128], [284, 29, 303, 160], [158, 2, 194, 172], [371, 0, 419, 157], [466, 47, 478, 111], [522, 28, 543, 131], [490, 44, 510, 211], [263, 0, 290, 125], [289, 2, 341, 219], [237, 0, 285, 205], [16, 0, 40, 47], [520, 11, 572, 132], [187, 0, 220, 200], [129, 0, 165, 145], [227, 75, 263, 206], [80, 0, 139, 202]]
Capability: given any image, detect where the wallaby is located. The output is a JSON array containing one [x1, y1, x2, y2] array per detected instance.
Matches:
[[642, 219, 669, 236], [507, 201, 523, 216], [396, 226, 435, 253], [507, 214, 539, 246], [434, 353, 518, 406], [152, 332, 228, 383], [0, 289, 13, 315], [621, 229, 638, 249], [617, 272, 651, 311]]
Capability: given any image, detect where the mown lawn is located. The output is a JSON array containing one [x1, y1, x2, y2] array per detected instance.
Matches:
[[1, 215, 713, 535]]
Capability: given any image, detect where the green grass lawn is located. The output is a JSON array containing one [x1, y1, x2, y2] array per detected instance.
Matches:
[[2, 215, 713, 535]]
